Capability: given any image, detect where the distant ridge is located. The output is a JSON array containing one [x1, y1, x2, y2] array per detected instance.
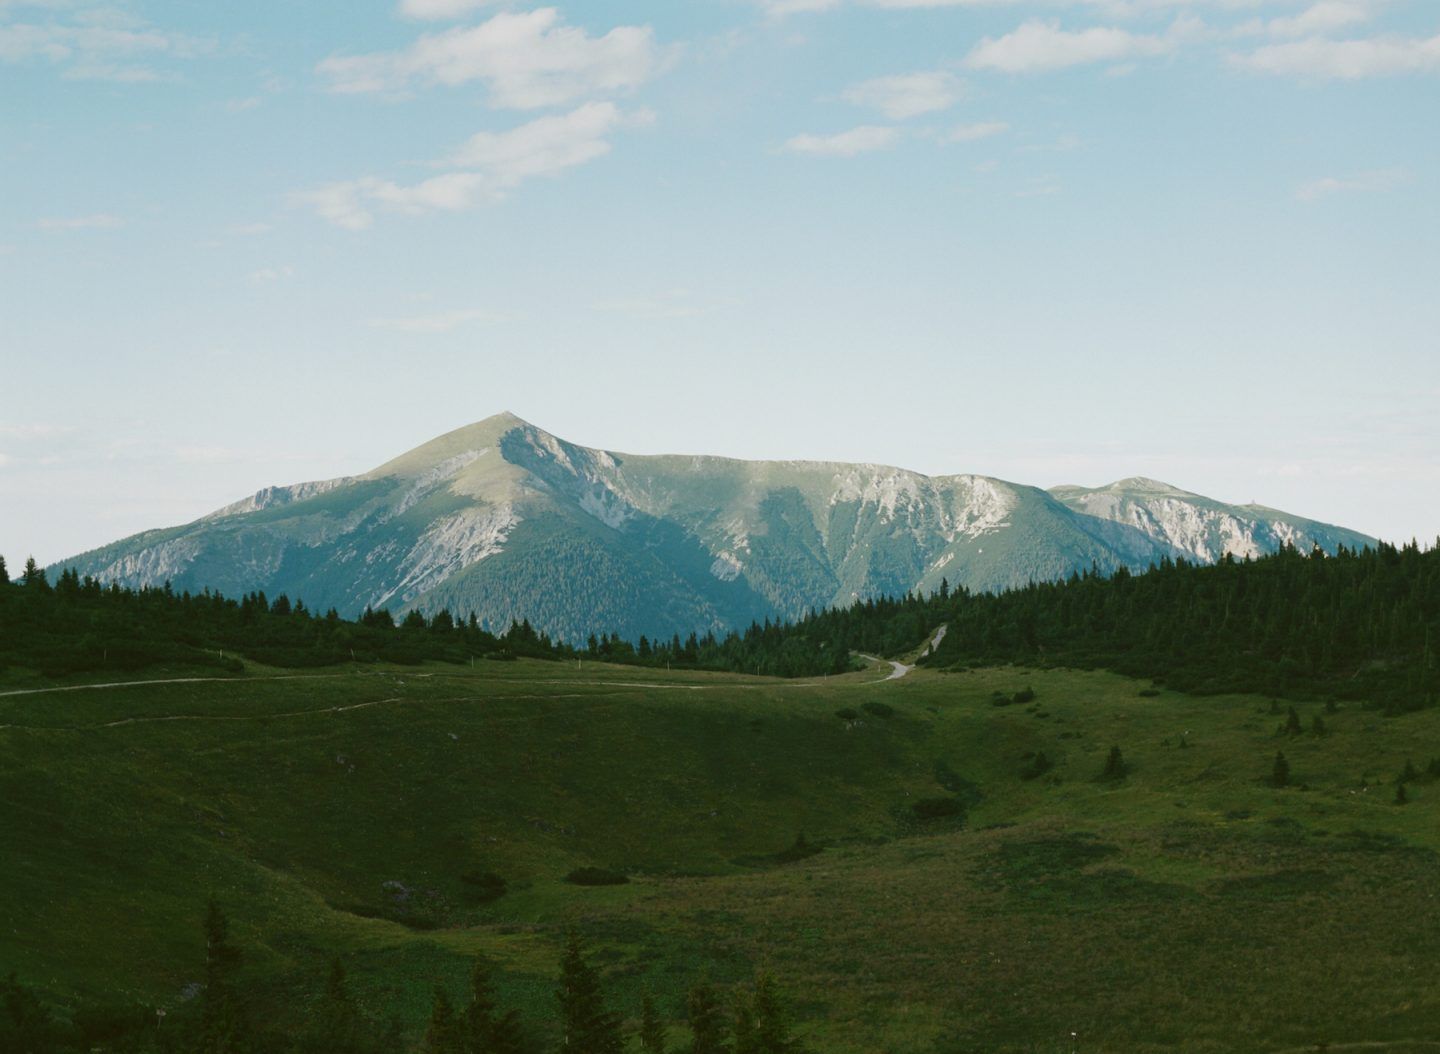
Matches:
[[54, 414, 1376, 642]]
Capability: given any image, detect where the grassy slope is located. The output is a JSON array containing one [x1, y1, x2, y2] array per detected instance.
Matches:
[[1, 658, 1438, 1052]]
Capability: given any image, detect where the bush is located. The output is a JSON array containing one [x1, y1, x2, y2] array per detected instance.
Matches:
[[834, 707, 860, 721], [564, 867, 629, 887], [911, 797, 963, 820], [862, 701, 895, 719], [1012, 687, 1036, 705], [1021, 751, 1054, 781], [459, 870, 507, 903]]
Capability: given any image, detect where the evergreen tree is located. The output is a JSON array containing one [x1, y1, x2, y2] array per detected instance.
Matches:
[[750, 972, 799, 1054], [424, 987, 464, 1054], [305, 957, 362, 1053], [199, 899, 250, 1053], [1272, 751, 1290, 788], [556, 932, 622, 1054], [1311, 715, 1328, 738], [1400, 759, 1420, 784], [684, 983, 727, 1054], [21, 556, 49, 592], [1395, 782, 1409, 805], [1099, 746, 1127, 782], [638, 992, 667, 1054], [1284, 706, 1303, 736], [0, 554, 8, 585]]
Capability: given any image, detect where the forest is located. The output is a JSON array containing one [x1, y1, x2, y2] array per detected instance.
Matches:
[[4, 539, 1439, 710]]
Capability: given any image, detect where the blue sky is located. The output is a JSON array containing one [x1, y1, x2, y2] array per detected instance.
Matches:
[[2, 0, 1437, 565]]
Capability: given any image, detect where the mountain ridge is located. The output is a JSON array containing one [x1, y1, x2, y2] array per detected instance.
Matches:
[[53, 413, 1376, 642]]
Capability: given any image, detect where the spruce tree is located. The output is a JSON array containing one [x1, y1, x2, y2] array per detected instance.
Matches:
[[307, 958, 361, 1053], [556, 931, 622, 1054], [199, 899, 250, 1053], [0, 554, 8, 585], [463, 960, 497, 1043], [1272, 751, 1290, 788], [750, 971, 799, 1054], [1395, 782, 1409, 805], [424, 987, 464, 1054], [684, 983, 727, 1054], [1099, 746, 1127, 782], [638, 992, 667, 1054]]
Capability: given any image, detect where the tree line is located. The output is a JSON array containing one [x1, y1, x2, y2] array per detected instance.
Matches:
[[6, 540, 1439, 710], [1, 903, 802, 1054]]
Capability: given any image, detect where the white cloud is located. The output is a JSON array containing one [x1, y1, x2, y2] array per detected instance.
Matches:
[[317, 8, 660, 110], [842, 71, 962, 119], [965, 19, 1175, 73], [784, 124, 899, 157], [1295, 168, 1409, 202], [1234, 33, 1440, 78], [0, 11, 211, 81], [368, 308, 509, 332], [944, 120, 1009, 142], [36, 213, 123, 230], [300, 102, 648, 228], [1265, 2, 1372, 39], [399, 0, 497, 19]]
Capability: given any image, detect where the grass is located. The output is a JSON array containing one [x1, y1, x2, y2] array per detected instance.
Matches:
[[1, 657, 1438, 1052]]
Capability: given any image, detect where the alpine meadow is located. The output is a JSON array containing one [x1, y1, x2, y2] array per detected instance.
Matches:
[[3, 1, 1439, 1053]]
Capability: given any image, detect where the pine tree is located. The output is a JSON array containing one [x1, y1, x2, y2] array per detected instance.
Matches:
[[462, 959, 499, 1053], [21, 557, 48, 592], [1285, 706, 1303, 736], [199, 899, 250, 1053], [424, 987, 464, 1054], [684, 983, 727, 1054], [556, 931, 622, 1054], [638, 992, 667, 1054], [1400, 759, 1420, 784], [1272, 751, 1290, 788], [1395, 782, 1409, 805], [306, 958, 362, 1053], [0, 554, 8, 585], [1311, 715, 1328, 738], [1099, 746, 1127, 782], [750, 971, 799, 1054]]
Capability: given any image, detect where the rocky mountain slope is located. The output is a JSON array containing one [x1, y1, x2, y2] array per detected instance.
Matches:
[[55, 414, 1375, 641]]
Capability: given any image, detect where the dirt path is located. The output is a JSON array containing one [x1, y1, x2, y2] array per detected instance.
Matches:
[[857, 654, 913, 681], [0, 673, 355, 699]]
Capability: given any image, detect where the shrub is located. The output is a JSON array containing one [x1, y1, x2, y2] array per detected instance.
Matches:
[[834, 707, 860, 721], [862, 701, 895, 720], [1012, 687, 1036, 705], [564, 867, 629, 887], [459, 870, 507, 903], [911, 797, 963, 820], [1021, 751, 1054, 781], [1098, 746, 1128, 782]]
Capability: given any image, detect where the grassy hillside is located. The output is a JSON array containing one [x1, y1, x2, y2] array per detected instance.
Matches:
[[3, 656, 1438, 1052]]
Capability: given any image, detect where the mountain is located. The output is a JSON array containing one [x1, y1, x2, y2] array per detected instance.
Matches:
[[1048, 477, 1374, 564], [54, 413, 1375, 642]]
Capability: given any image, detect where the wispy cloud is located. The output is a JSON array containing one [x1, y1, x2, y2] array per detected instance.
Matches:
[[317, 8, 661, 109], [300, 101, 652, 229], [965, 19, 1177, 74], [943, 120, 1009, 143], [1233, 32, 1440, 78], [1295, 168, 1409, 202], [0, 7, 212, 82], [367, 308, 510, 332], [399, 0, 501, 19], [784, 124, 899, 157], [842, 71, 962, 119], [36, 213, 124, 231]]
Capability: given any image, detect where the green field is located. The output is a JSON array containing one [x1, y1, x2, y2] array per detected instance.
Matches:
[[3, 654, 1438, 1053]]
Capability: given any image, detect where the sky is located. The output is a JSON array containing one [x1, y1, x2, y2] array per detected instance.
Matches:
[[2, 0, 1438, 566]]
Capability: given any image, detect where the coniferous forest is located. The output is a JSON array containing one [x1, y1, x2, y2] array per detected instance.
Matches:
[[0, 903, 801, 1054], [4, 540, 1439, 710]]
